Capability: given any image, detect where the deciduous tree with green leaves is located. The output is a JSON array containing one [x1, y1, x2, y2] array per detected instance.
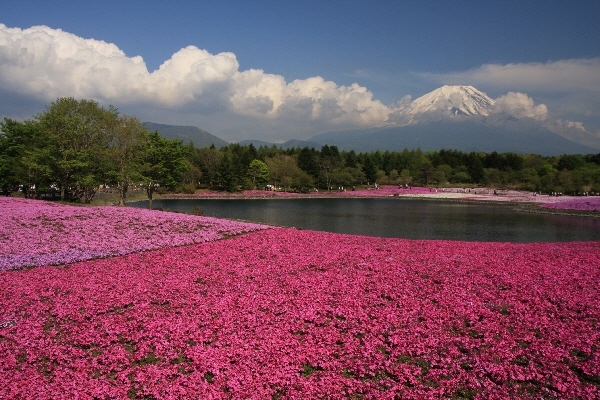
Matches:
[[141, 131, 188, 209], [0, 118, 48, 196], [109, 116, 149, 206], [248, 159, 270, 189], [319, 145, 343, 191], [36, 98, 119, 202]]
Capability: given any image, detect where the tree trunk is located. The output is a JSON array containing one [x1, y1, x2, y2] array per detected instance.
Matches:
[[84, 187, 96, 204], [118, 182, 128, 206], [147, 184, 154, 210]]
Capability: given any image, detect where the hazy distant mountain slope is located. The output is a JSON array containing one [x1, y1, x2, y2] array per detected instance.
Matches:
[[308, 85, 599, 155], [237, 140, 276, 148], [281, 139, 324, 149], [311, 120, 598, 155], [200, 85, 598, 155], [143, 122, 228, 148], [237, 139, 324, 150]]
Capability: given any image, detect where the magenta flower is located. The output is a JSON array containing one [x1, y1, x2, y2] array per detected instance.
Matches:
[[541, 196, 600, 211], [0, 197, 269, 271], [1, 224, 599, 398]]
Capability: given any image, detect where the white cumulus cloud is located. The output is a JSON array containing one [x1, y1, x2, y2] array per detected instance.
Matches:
[[0, 24, 391, 139], [1, 24, 598, 144], [420, 58, 600, 95], [547, 119, 600, 148], [419, 58, 600, 123], [492, 92, 548, 121], [0, 24, 150, 101]]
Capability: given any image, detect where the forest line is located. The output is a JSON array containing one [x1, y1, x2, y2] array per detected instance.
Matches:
[[2, 98, 600, 206]]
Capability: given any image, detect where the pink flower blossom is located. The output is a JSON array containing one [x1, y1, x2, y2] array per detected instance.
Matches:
[[169, 185, 434, 199], [1, 218, 599, 398], [0, 197, 269, 270], [541, 196, 600, 211]]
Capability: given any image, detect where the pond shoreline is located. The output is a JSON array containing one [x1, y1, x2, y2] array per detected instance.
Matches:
[[142, 191, 600, 219]]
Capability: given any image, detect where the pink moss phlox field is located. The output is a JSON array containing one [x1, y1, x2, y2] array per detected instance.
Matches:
[[1, 228, 599, 398], [171, 187, 600, 209], [0, 197, 269, 271], [541, 196, 600, 211], [171, 185, 434, 198]]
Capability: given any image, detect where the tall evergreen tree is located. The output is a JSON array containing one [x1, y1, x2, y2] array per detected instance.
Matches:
[[217, 153, 237, 192], [362, 155, 378, 184], [466, 152, 485, 183], [298, 147, 320, 177], [344, 150, 358, 168]]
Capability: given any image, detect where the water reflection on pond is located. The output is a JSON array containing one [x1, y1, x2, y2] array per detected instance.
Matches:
[[128, 198, 600, 243]]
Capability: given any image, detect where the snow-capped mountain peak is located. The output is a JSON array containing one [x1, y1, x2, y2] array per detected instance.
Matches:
[[409, 85, 495, 117]]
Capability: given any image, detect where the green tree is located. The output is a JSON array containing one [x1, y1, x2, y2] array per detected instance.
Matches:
[[398, 169, 412, 186], [420, 160, 434, 186], [376, 170, 387, 185], [585, 153, 600, 166], [265, 154, 299, 190], [466, 152, 485, 184], [483, 168, 506, 187], [538, 163, 556, 177], [331, 170, 355, 188], [345, 167, 366, 185], [248, 159, 270, 189], [0, 118, 48, 196], [291, 169, 314, 192], [217, 153, 237, 192], [504, 153, 524, 171], [110, 116, 149, 206], [362, 155, 378, 185], [141, 132, 188, 208], [344, 150, 358, 168], [557, 154, 586, 171], [451, 167, 471, 184], [196, 147, 223, 187], [36, 98, 119, 202], [432, 164, 452, 186], [318, 145, 343, 190], [298, 147, 320, 178], [517, 168, 541, 191]]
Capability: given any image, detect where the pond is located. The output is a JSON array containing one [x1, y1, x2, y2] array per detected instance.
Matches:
[[128, 198, 600, 242]]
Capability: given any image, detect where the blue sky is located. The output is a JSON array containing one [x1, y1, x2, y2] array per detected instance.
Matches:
[[1, 0, 600, 144]]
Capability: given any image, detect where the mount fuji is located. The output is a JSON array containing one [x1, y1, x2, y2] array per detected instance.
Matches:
[[406, 85, 495, 118], [308, 85, 599, 155]]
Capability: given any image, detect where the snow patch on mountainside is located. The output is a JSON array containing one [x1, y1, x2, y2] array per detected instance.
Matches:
[[409, 85, 495, 117], [383, 85, 497, 127], [318, 84, 600, 151]]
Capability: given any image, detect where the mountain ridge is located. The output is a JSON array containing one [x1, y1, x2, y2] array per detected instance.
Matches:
[[408, 85, 495, 117], [142, 122, 229, 148], [145, 85, 600, 155], [306, 85, 600, 155], [309, 120, 598, 155]]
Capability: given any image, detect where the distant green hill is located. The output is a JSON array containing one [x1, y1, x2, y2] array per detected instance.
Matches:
[[238, 139, 324, 150], [143, 122, 228, 149]]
